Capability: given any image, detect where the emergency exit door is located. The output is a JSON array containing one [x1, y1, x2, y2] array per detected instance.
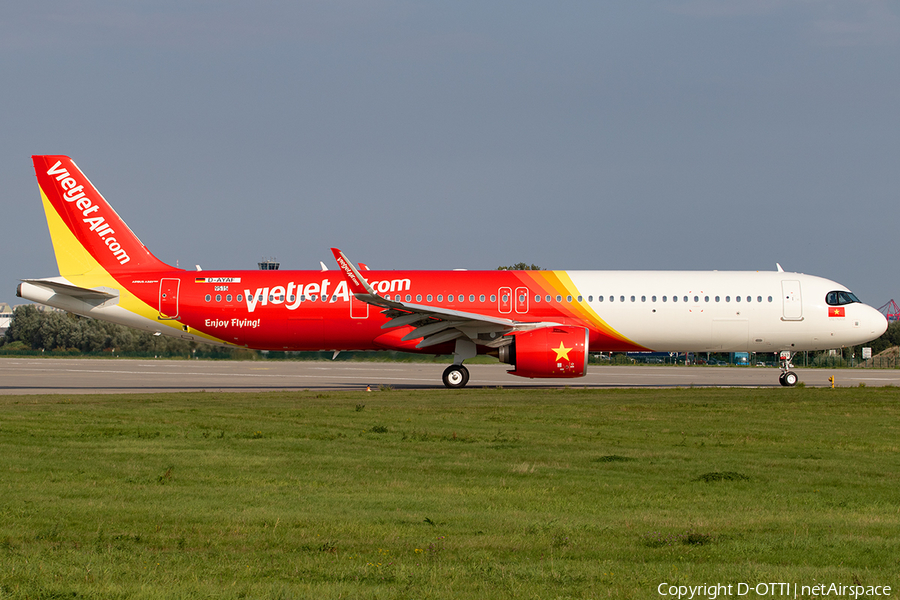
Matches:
[[159, 278, 180, 319]]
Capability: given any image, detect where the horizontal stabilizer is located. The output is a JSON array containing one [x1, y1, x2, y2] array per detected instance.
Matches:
[[20, 278, 117, 299]]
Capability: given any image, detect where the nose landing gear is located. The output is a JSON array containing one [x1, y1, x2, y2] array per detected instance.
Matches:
[[778, 351, 799, 387]]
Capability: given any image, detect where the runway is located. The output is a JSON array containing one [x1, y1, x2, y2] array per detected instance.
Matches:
[[2, 357, 899, 394]]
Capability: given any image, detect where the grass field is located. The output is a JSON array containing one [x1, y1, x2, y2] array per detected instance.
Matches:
[[0, 387, 898, 599]]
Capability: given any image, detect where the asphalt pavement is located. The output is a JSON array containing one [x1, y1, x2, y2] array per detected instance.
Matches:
[[2, 358, 898, 394]]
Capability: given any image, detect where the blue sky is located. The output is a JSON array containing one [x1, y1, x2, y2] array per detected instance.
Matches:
[[2, 1, 898, 307]]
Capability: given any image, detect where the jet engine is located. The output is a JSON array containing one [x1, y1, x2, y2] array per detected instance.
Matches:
[[497, 326, 589, 379]]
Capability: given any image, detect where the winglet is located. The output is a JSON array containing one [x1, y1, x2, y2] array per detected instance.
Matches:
[[330, 248, 376, 296]]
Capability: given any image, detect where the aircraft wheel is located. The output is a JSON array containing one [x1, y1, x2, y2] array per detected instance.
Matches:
[[442, 364, 469, 389], [782, 371, 799, 387], [778, 373, 787, 386]]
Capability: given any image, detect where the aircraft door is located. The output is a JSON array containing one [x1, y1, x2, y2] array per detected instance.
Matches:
[[781, 280, 803, 321], [159, 278, 180, 319], [499, 287, 512, 314], [515, 287, 529, 314]]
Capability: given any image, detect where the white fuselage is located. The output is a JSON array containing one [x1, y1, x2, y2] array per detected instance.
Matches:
[[564, 271, 885, 352]]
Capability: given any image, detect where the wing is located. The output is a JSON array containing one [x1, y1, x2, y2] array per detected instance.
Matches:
[[330, 248, 561, 349]]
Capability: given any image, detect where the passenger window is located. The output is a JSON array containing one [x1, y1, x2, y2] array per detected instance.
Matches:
[[205, 294, 211, 302], [630, 296, 635, 302], [480, 294, 485, 302], [437, 294, 443, 302], [567, 295, 572, 302], [535, 295, 541, 302], [217, 295, 222, 302], [556, 295, 562, 302], [620, 296, 625, 302], [673, 296, 678, 303]]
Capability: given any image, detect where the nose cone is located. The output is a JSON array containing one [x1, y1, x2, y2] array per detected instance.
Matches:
[[865, 305, 888, 341]]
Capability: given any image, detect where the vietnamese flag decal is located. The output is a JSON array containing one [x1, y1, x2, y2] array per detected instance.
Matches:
[[829, 307, 845, 317]]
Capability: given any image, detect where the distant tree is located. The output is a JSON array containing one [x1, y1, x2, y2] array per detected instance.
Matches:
[[868, 321, 900, 355], [497, 263, 542, 271], [4, 305, 43, 348], [2, 304, 243, 357]]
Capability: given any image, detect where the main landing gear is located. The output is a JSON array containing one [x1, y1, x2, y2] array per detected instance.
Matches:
[[442, 364, 470, 388], [778, 351, 799, 387], [442, 338, 477, 389]]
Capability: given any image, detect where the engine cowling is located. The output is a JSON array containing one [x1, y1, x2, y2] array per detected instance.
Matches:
[[499, 326, 589, 379]]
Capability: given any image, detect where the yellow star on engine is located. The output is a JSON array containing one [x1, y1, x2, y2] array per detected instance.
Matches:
[[553, 341, 572, 361]]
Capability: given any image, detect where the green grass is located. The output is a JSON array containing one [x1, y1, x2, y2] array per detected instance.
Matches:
[[0, 387, 898, 598]]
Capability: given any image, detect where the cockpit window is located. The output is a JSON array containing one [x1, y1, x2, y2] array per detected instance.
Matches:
[[826, 291, 860, 306]]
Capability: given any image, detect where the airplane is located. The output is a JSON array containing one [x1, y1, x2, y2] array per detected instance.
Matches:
[[18, 155, 888, 388]]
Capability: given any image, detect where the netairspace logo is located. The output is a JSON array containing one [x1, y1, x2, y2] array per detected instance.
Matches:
[[657, 582, 892, 599]]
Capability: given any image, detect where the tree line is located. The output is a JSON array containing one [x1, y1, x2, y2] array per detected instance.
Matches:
[[1, 305, 242, 358]]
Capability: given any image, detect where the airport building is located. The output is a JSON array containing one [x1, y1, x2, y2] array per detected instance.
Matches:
[[0, 303, 12, 336]]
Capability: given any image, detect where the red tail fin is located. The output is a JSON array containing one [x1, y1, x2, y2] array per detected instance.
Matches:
[[32, 155, 171, 275]]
